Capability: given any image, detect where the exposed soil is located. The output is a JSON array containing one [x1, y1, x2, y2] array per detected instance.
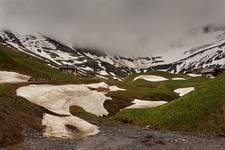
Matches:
[[0, 93, 68, 147]]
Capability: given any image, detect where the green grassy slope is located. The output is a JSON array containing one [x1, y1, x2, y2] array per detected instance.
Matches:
[[104, 72, 208, 115], [113, 72, 225, 134], [0, 44, 75, 81], [123, 71, 185, 82], [123, 71, 208, 90], [113, 71, 208, 102]]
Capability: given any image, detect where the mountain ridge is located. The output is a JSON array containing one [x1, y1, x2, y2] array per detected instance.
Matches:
[[1, 30, 225, 78], [0, 31, 163, 79]]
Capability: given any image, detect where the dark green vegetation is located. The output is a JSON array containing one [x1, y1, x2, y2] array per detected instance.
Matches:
[[70, 106, 97, 120], [113, 72, 225, 135]]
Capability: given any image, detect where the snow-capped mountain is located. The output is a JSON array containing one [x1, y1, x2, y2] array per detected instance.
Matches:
[[172, 40, 225, 73], [1, 28, 225, 77], [151, 29, 225, 73], [0, 31, 162, 79]]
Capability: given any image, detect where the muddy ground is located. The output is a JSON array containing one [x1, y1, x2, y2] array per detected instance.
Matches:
[[4, 125, 225, 150]]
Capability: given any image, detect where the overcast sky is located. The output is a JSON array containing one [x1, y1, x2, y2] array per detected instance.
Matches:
[[1, 0, 225, 56]]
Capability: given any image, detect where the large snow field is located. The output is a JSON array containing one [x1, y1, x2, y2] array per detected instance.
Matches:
[[133, 75, 168, 82], [16, 82, 125, 138], [17, 82, 124, 116], [174, 87, 195, 96], [124, 99, 168, 109], [0, 71, 30, 83]]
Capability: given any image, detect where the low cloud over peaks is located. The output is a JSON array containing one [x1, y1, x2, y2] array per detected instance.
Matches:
[[1, 0, 225, 56]]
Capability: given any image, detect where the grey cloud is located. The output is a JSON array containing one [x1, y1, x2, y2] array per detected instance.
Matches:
[[0, 0, 225, 56]]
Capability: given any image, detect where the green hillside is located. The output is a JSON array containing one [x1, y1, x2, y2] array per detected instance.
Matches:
[[113, 72, 225, 134], [105, 72, 208, 115]]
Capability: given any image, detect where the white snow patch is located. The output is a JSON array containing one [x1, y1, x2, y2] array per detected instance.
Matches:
[[85, 53, 96, 59], [187, 74, 202, 77], [113, 76, 123, 81], [172, 78, 186, 80], [96, 75, 108, 80], [80, 66, 94, 71], [0, 71, 30, 83], [109, 86, 126, 92], [124, 99, 168, 109], [42, 114, 99, 138], [99, 70, 109, 76], [133, 75, 168, 82], [47, 64, 57, 69], [109, 72, 116, 76], [87, 82, 109, 89], [17, 83, 111, 116], [174, 87, 195, 96], [88, 82, 126, 92]]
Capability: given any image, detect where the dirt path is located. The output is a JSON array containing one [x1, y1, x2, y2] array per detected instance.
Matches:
[[5, 126, 225, 150]]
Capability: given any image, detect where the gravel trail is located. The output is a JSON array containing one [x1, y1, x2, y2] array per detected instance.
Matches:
[[5, 126, 225, 150]]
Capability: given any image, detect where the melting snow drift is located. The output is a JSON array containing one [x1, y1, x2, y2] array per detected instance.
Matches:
[[42, 114, 99, 138], [16, 82, 125, 138], [187, 74, 202, 77], [133, 75, 168, 82], [174, 87, 195, 96], [17, 82, 116, 116], [172, 78, 186, 80], [0, 71, 30, 83], [124, 99, 168, 109]]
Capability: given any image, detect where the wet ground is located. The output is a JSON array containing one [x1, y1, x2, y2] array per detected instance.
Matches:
[[4, 126, 225, 150]]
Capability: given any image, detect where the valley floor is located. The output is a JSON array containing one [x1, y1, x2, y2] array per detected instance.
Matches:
[[6, 125, 225, 150], [1, 37, 225, 150]]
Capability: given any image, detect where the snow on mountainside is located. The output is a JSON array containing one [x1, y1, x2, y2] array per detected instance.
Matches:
[[171, 40, 225, 73], [152, 30, 225, 73], [1, 28, 225, 76], [0, 31, 162, 79]]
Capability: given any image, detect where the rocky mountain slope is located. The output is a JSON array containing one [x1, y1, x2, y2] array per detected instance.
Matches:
[[170, 39, 225, 73], [0, 31, 163, 80], [152, 30, 225, 73], [1, 29, 225, 77]]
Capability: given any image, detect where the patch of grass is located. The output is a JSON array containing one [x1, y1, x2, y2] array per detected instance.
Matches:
[[113, 71, 208, 102], [113, 73, 225, 134], [104, 71, 208, 116], [0, 85, 7, 93], [70, 106, 97, 119], [123, 71, 208, 89], [110, 86, 178, 102]]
